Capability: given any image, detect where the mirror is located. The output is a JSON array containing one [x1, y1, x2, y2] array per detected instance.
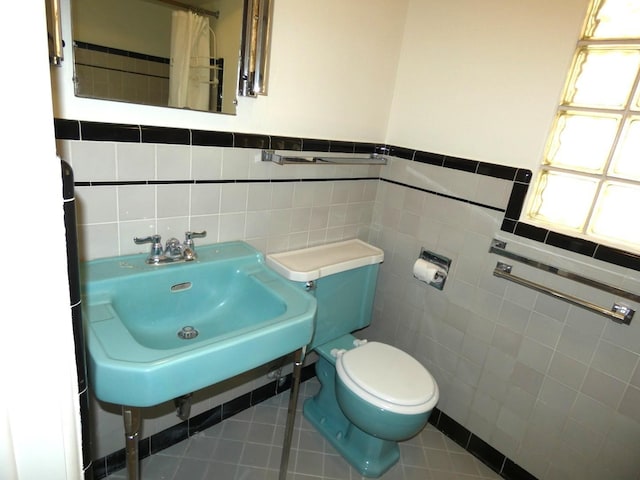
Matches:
[[70, 0, 246, 114]]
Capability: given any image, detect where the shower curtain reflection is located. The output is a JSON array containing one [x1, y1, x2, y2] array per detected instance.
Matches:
[[169, 10, 210, 110]]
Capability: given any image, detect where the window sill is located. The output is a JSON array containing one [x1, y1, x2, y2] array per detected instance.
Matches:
[[500, 218, 640, 272], [502, 173, 640, 271]]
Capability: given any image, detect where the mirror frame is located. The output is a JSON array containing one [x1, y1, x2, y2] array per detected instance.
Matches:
[[238, 0, 272, 97]]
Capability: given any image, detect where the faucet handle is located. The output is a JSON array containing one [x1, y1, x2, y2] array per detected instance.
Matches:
[[134, 234, 163, 263], [184, 230, 207, 247], [134, 234, 162, 246]]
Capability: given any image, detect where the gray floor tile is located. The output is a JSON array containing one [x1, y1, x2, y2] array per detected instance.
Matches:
[[104, 379, 504, 480]]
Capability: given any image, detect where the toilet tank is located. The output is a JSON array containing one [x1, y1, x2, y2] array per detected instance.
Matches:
[[267, 240, 384, 349]]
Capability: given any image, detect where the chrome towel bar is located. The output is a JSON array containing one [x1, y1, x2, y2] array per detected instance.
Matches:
[[494, 262, 633, 325], [262, 150, 387, 165], [490, 239, 640, 303]]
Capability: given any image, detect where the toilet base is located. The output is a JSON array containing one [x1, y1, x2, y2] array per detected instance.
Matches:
[[304, 399, 399, 477], [303, 357, 400, 478]]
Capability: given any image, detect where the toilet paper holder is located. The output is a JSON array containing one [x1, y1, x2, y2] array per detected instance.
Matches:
[[417, 248, 451, 290]]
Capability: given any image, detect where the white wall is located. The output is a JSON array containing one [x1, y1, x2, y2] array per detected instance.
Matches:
[[57, 0, 594, 165], [387, 0, 590, 168], [1, 1, 82, 478]]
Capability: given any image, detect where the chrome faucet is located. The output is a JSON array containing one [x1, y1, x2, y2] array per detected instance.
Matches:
[[134, 231, 207, 264]]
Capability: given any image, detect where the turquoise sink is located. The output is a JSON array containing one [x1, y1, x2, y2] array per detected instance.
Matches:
[[81, 241, 316, 407]]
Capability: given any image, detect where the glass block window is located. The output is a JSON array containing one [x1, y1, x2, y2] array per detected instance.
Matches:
[[525, 0, 640, 253]]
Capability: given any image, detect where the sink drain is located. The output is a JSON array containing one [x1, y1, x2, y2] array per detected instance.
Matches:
[[177, 326, 199, 340]]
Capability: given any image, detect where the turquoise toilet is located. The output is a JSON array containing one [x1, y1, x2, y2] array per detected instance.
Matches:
[[267, 239, 439, 477]]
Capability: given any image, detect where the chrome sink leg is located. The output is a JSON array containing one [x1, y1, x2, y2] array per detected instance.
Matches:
[[122, 406, 142, 480], [279, 347, 306, 480]]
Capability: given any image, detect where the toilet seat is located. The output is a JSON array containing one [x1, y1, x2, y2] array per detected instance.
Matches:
[[335, 342, 438, 415]]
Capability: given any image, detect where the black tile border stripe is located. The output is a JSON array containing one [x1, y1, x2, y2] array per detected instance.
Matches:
[[498, 171, 640, 270], [382, 178, 506, 213], [81, 121, 141, 143], [74, 177, 380, 188], [73, 176, 504, 214], [54, 118, 640, 272], [50, 119, 521, 178], [74, 41, 170, 65], [191, 129, 234, 147], [140, 125, 190, 145], [55, 118, 80, 140]]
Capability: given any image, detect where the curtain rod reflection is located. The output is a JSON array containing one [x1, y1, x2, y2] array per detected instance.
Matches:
[[153, 0, 220, 19]]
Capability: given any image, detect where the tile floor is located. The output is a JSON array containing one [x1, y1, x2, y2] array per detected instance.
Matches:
[[105, 378, 503, 480]]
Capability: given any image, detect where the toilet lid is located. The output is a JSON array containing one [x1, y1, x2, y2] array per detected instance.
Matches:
[[336, 342, 438, 414]]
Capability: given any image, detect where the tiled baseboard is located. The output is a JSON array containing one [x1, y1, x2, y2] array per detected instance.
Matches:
[[91, 365, 537, 480], [428, 409, 537, 480]]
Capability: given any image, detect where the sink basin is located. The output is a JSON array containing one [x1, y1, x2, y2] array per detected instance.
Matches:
[[81, 241, 316, 407]]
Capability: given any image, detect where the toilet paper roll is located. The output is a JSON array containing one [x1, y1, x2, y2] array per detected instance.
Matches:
[[413, 258, 444, 283]]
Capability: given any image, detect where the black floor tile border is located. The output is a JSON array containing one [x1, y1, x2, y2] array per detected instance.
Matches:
[[428, 410, 538, 480], [92, 364, 316, 480], [93, 365, 536, 480], [54, 118, 640, 272]]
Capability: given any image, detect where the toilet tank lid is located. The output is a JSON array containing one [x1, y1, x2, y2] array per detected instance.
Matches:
[[266, 239, 384, 282]]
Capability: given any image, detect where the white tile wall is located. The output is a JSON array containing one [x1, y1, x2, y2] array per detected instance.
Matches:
[[61, 138, 380, 459], [65, 137, 640, 479], [74, 47, 170, 107], [60, 140, 381, 261], [366, 156, 640, 480]]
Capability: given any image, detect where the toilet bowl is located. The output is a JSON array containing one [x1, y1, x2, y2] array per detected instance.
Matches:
[[335, 341, 439, 440], [266, 239, 440, 477], [303, 335, 439, 477]]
